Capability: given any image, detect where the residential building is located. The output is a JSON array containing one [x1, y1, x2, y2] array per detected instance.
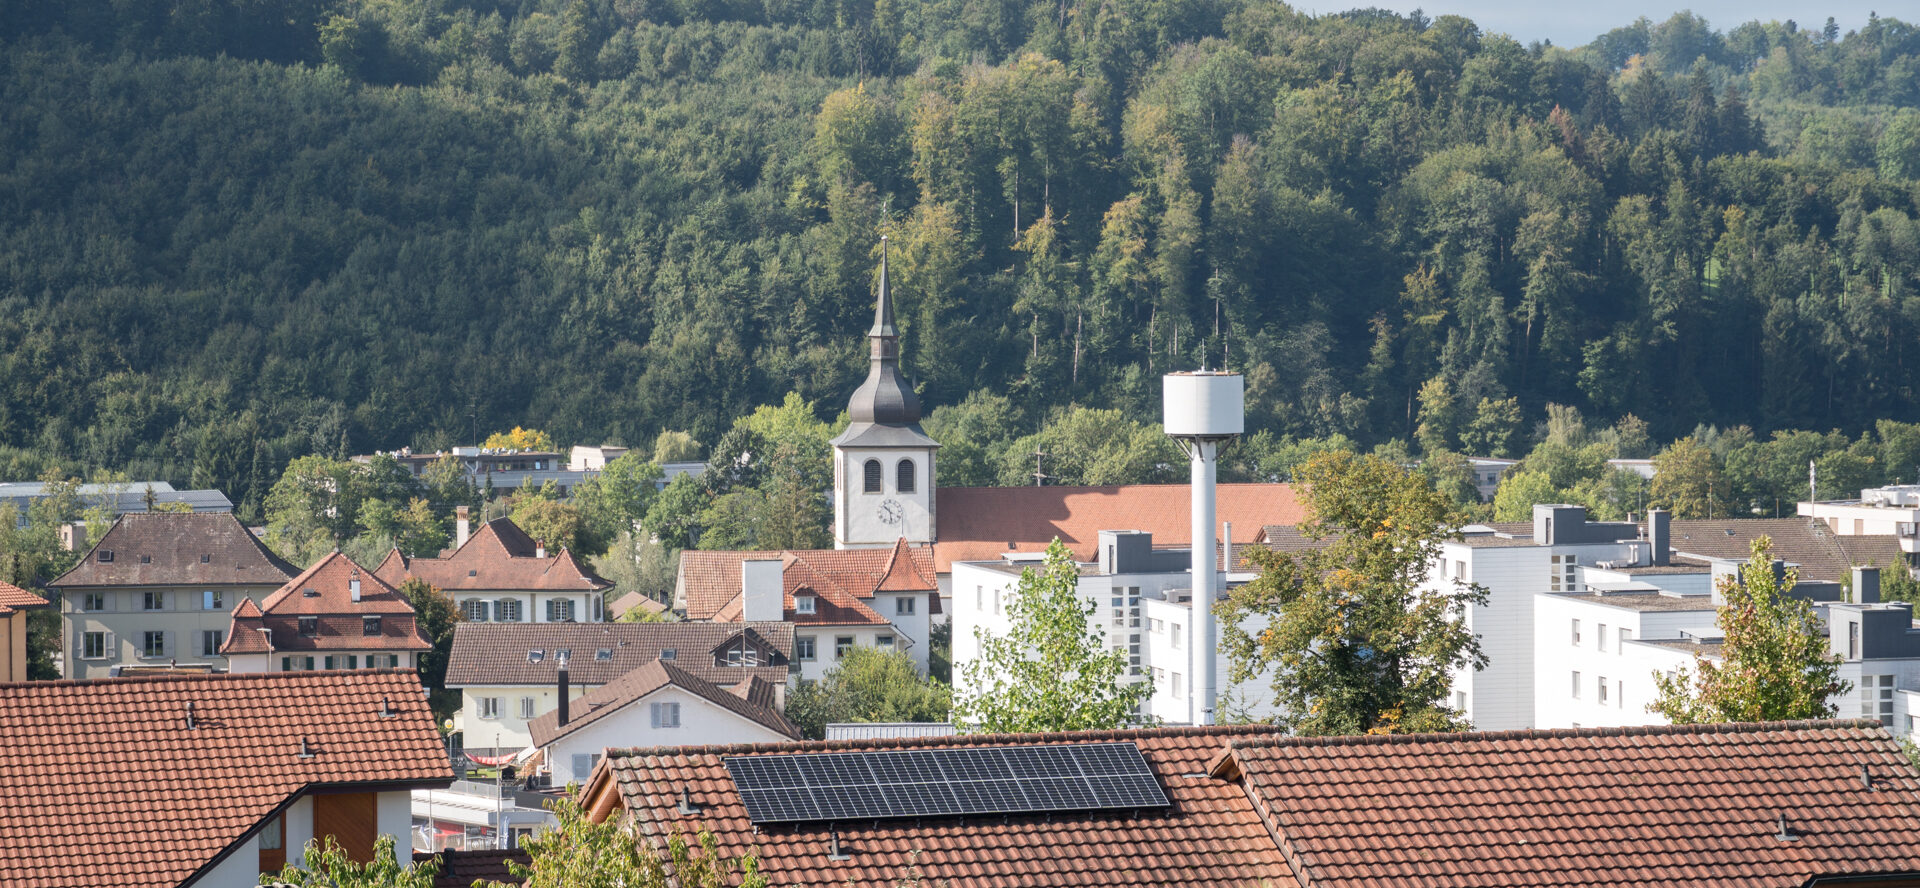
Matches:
[[0, 481, 233, 525], [0, 581, 48, 681], [221, 552, 433, 674], [1464, 456, 1519, 502], [951, 529, 1278, 724], [575, 720, 1920, 887], [376, 513, 612, 625], [1801, 484, 1920, 557], [53, 512, 299, 679], [530, 660, 799, 786], [0, 669, 450, 887], [353, 447, 592, 498], [567, 444, 629, 471], [444, 621, 792, 749], [609, 591, 666, 621], [677, 540, 935, 682]]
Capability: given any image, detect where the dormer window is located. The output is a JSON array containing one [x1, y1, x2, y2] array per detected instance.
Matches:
[[98, 550, 113, 563], [298, 617, 318, 637], [863, 459, 882, 493], [363, 617, 381, 636], [897, 459, 916, 494], [794, 595, 816, 615]]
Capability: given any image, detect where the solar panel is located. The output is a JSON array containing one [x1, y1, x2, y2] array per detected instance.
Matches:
[[724, 742, 1170, 825]]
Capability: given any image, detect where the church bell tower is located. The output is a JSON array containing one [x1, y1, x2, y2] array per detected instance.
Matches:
[[830, 237, 939, 549]]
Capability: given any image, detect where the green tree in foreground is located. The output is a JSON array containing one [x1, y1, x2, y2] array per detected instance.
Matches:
[[785, 646, 952, 739], [1651, 537, 1849, 723], [480, 793, 765, 888], [1220, 451, 1487, 736], [262, 835, 438, 888], [952, 539, 1152, 733]]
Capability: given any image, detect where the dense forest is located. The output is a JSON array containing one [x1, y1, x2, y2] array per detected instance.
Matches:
[[5, 0, 1920, 518]]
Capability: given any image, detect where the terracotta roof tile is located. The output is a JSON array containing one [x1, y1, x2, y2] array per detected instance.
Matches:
[[445, 622, 792, 688], [49, 512, 298, 588], [612, 591, 667, 619], [0, 581, 48, 615], [221, 553, 431, 655], [934, 484, 1303, 572], [1225, 720, 1920, 887], [416, 848, 528, 888], [680, 544, 933, 626], [596, 725, 1296, 888], [0, 670, 451, 888], [528, 659, 800, 747], [380, 519, 611, 593]]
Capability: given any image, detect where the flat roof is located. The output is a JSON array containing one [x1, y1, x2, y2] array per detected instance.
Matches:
[[1547, 591, 1717, 613]]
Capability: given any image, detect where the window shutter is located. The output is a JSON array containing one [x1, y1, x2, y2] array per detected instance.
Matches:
[[104, 632, 115, 656], [105, 593, 116, 612], [164, 631, 175, 658], [650, 702, 660, 728]]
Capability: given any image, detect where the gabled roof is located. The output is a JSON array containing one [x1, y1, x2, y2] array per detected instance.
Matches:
[[50, 512, 298, 588], [414, 849, 528, 888], [222, 553, 430, 655], [0, 581, 48, 616], [528, 659, 799, 748], [1214, 720, 1920, 887], [0, 670, 450, 888], [580, 720, 1920, 888], [611, 591, 667, 620], [375, 518, 611, 593], [1670, 518, 1907, 583], [444, 622, 792, 688], [680, 541, 933, 626], [933, 483, 1304, 572]]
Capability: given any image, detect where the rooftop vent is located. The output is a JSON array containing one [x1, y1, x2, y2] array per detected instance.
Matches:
[[200, 554, 210, 563], [302, 588, 319, 598], [298, 737, 315, 759], [380, 696, 397, 718], [184, 701, 196, 730]]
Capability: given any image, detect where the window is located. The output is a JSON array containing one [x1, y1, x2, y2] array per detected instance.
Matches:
[[298, 616, 318, 637], [795, 595, 816, 615], [1571, 619, 1581, 645], [593, 595, 604, 622], [382, 654, 400, 668], [83, 592, 108, 612], [281, 656, 315, 671], [142, 631, 166, 658], [520, 697, 536, 719], [547, 599, 576, 622], [572, 753, 601, 778], [1454, 691, 1467, 712], [1150, 618, 1163, 633], [259, 813, 283, 851], [650, 702, 681, 728], [83, 632, 109, 659], [496, 598, 522, 623], [1616, 679, 1624, 709], [1597, 624, 1608, 652], [660, 648, 677, 660], [140, 555, 150, 563], [143, 591, 163, 611], [1550, 555, 1579, 593], [876, 635, 894, 648], [462, 599, 489, 622], [863, 459, 882, 493], [1571, 671, 1582, 699], [896, 459, 916, 494], [363, 616, 381, 636], [1849, 621, 1861, 659], [896, 596, 916, 616], [1172, 623, 1182, 649], [992, 591, 1001, 615], [201, 630, 224, 657], [975, 586, 982, 610], [1153, 666, 1165, 687], [201, 554, 210, 563], [1171, 673, 1183, 697], [1618, 627, 1632, 653], [478, 697, 501, 719], [98, 550, 113, 562], [796, 636, 817, 661], [202, 590, 222, 610], [1128, 633, 1141, 669], [719, 638, 760, 666], [835, 636, 854, 659], [1862, 675, 1896, 726], [1598, 677, 1609, 704], [595, 648, 613, 661]]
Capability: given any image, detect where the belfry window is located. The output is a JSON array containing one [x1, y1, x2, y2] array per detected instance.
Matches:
[[896, 459, 916, 494], [863, 459, 882, 493]]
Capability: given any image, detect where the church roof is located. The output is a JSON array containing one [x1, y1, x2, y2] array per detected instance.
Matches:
[[838, 239, 928, 433], [933, 483, 1305, 572]]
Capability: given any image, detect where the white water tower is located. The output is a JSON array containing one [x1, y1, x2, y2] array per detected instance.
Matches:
[[1163, 371, 1243, 725]]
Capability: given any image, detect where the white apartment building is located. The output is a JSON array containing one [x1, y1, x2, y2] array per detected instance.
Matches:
[[1800, 484, 1920, 556], [951, 529, 1279, 724]]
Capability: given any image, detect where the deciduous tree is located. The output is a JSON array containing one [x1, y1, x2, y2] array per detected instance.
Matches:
[[785, 646, 951, 739]]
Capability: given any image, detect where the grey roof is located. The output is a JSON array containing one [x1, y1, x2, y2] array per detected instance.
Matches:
[[829, 421, 941, 449], [0, 482, 232, 521], [444, 621, 793, 688], [836, 244, 934, 440], [50, 512, 298, 588], [1670, 518, 1907, 583], [1548, 591, 1718, 613]]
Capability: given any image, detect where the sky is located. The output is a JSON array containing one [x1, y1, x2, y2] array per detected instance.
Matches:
[[1321, 2, 1893, 49]]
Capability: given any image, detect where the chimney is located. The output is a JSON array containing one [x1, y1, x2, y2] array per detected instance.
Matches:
[[536, 540, 547, 560], [349, 574, 362, 603], [557, 654, 571, 727], [59, 522, 86, 552], [1647, 509, 1670, 567], [742, 558, 785, 622], [456, 506, 471, 549], [1855, 565, 1882, 604]]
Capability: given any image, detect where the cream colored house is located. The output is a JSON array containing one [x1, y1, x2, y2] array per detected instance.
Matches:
[[0, 581, 49, 681], [52, 513, 298, 679]]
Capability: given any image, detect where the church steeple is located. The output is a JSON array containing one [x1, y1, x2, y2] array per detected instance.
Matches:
[[848, 236, 921, 426]]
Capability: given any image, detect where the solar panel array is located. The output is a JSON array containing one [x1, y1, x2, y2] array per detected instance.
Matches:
[[724, 742, 1169, 825]]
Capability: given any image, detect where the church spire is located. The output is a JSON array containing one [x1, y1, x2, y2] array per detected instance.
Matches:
[[846, 236, 920, 426]]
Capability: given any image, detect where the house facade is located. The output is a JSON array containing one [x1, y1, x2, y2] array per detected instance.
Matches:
[[52, 512, 299, 679], [376, 513, 612, 626], [220, 552, 432, 674], [530, 660, 799, 786], [0, 582, 48, 681]]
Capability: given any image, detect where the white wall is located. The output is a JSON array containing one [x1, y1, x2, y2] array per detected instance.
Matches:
[[836, 447, 934, 547], [188, 834, 264, 888], [545, 686, 793, 784], [1532, 594, 1716, 729], [459, 683, 597, 748], [377, 791, 411, 867], [792, 626, 900, 684]]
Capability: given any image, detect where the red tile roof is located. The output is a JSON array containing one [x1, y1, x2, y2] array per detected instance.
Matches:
[[376, 519, 612, 593], [49, 512, 298, 588], [415, 848, 528, 888], [580, 720, 1920, 888], [528, 659, 800, 748], [221, 552, 431, 655], [586, 725, 1297, 888], [682, 542, 934, 627], [1215, 720, 1920, 887], [0, 580, 47, 615], [611, 591, 667, 619], [0, 670, 451, 888], [933, 483, 1303, 571]]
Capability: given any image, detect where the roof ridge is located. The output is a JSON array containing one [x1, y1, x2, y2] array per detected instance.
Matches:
[[1221, 718, 1886, 751], [604, 722, 1289, 759], [0, 667, 421, 691]]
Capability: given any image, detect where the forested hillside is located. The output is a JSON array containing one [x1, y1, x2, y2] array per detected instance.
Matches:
[[4, 0, 1920, 515]]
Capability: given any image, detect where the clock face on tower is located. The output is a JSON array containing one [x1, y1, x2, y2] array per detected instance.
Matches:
[[876, 498, 905, 525]]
